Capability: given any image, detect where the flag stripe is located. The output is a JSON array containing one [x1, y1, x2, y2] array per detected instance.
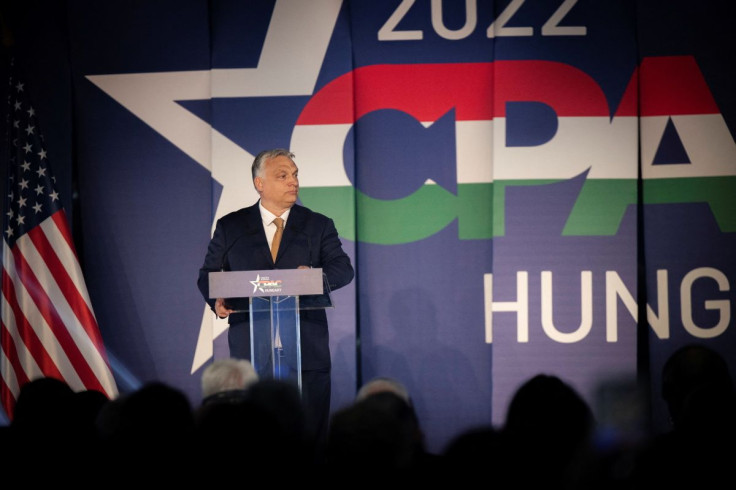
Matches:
[[0, 353, 19, 419], [1, 317, 34, 389], [1, 266, 64, 382], [49, 208, 78, 259], [45, 212, 108, 353], [46, 214, 110, 360], [4, 243, 87, 391], [24, 223, 116, 395], [11, 236, 107, 394]]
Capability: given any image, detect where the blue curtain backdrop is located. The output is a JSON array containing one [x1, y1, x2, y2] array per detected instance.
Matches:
[[1, 0, 734, 454]]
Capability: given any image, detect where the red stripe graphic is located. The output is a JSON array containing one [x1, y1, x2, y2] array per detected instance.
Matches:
[[298, 56, 719, 125]]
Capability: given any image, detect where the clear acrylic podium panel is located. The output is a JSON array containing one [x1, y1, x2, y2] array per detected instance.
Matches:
[[250, 295, 302, 391], [209, 269, 333, 393], [248, 288, 333, 392]]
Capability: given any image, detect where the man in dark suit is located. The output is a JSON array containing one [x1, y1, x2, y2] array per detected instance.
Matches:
[[197, 148, 354, 445]]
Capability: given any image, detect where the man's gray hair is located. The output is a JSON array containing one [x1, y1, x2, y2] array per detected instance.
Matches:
[[356, 376, 412, 404], [252, 148, 295, 180], [201, 358, 259, 398]]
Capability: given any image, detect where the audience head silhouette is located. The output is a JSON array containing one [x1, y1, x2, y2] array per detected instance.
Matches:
[[11, 376, 75, 433], [441, 425, 508, 483], [326, 381, 432, 481], [661, 343, 736, 433], [503, 374, 596, 488], [631, 343, 736, 488], [327, 392, 412, 469], [195, 378, 311, 482], [99, 381, 195, 474]]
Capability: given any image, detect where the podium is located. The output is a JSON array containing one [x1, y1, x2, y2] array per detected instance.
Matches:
[[208, 268, 332, 393]]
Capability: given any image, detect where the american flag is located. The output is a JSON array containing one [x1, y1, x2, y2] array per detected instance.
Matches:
[[1, 60, 117, 418]]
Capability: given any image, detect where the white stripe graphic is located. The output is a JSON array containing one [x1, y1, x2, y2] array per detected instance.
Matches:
[[641, 114, 736, 178]]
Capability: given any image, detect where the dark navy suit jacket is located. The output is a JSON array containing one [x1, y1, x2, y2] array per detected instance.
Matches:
[[197, 202, 354, 370]]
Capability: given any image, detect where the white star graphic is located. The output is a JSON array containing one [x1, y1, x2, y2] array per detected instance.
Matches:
[[32, 202, 42, 214], [250, 274, 262, 294], [85, 0, 343, 374]]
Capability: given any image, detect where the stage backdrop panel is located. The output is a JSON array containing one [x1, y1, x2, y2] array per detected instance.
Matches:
[[1, 0, 734, 455]]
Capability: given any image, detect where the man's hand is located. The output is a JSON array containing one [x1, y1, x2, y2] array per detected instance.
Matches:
[[215, 297, 234, 318]]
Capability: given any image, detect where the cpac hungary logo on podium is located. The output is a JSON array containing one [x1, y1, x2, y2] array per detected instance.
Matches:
[[208, 268, 332, 392]]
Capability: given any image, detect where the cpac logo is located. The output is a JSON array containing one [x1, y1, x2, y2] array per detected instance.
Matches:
[[87, 3, 735, 249], [294, 57, 736, 244], [250, 275, 282, 294]]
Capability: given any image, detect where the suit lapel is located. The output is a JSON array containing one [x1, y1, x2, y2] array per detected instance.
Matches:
[[243, 202, 272, 264], [277, 204, 307, 263]]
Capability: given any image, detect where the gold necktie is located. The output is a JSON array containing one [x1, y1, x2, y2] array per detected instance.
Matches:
[[271, 217, 284, 262]]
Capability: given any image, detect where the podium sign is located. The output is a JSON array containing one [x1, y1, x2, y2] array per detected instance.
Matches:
[[208, 268, 324, 298], [208, 268, 331, 392]]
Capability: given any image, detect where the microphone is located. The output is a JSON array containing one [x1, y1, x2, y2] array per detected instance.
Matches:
[[307, 235, 313, 268], [217, 233, 249, 312], [298, 231, 327, 307], [298, 229, 313, 268]]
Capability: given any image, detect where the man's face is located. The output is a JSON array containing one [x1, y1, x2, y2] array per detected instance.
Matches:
[[254, 155, 299, 213]]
